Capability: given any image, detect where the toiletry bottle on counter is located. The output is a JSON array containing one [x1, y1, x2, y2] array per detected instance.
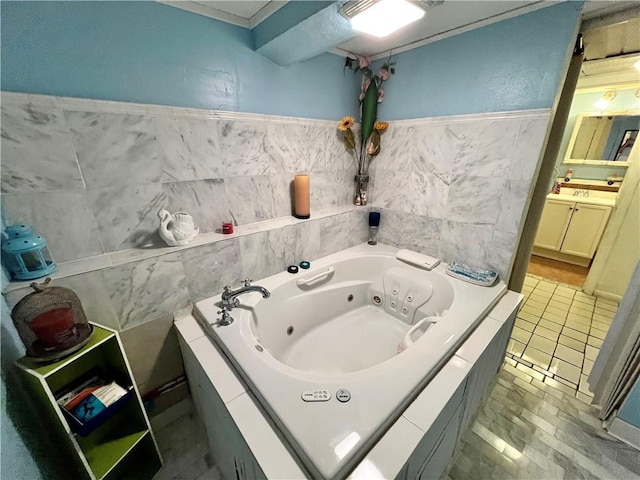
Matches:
[[564, 169, 573, 182]]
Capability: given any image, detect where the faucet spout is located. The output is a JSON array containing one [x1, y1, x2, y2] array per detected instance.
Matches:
[[220, 281, 271, 311]]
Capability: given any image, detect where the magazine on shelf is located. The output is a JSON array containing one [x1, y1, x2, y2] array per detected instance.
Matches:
[[55, 370, 129, 424]]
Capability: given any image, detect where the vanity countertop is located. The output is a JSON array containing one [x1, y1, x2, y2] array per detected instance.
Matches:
[[546, 192, 617, 207], [547, 178, 619, 207]]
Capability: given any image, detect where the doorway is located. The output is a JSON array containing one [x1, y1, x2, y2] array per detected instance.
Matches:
[[507, 14, 640, 401]]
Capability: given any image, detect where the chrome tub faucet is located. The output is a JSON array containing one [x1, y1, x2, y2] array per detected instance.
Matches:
[[217, 279, 271, 326]]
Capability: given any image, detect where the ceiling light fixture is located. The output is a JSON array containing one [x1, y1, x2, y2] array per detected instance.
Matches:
[[634, 59, 640, 72], [341, 0, 431, 38], [595, 90, 617, 110]]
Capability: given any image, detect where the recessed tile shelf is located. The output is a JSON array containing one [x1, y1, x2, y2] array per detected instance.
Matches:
[[2, 205, 362, 293]]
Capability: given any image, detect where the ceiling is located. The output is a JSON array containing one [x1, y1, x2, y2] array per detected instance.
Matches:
[[577, 9, 640, 91], [158, 0, 288, 28], [161, 0, 640, 69]]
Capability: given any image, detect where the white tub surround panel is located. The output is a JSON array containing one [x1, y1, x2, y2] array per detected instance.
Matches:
[[176, 281, 522, 480], [371, 111, 551, 281]]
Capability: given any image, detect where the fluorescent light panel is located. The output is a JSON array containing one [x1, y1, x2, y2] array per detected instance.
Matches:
[[350, 0, 426, 38]]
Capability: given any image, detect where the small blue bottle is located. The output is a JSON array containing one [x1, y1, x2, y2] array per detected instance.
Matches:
[[368, 212, 380, 245]]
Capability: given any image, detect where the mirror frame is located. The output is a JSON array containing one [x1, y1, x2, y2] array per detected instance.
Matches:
[[564, 110, 640, 166]]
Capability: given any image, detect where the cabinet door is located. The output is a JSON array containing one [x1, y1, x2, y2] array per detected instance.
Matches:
[[534, 200, 575, 251], [560, 204, 611, 258]]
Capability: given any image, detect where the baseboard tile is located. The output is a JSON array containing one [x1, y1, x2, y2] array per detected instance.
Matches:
[[608, 416, 640, 450]]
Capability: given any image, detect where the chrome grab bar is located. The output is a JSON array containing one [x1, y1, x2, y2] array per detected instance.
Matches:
[[296, 267, 335, 287]]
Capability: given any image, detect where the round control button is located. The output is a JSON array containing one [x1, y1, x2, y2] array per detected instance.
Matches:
[[336, 389, 351, 403], [287, 265, 299, 274]]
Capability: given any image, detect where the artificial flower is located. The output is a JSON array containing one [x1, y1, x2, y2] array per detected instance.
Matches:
[[339, 54, 396, 205], [358, 55, 370, 68], [338, 116, 355, 131], [374, 121, 389, 132]]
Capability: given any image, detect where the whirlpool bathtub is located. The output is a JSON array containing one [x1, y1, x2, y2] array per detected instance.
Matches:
[[194, 243, 507, 479]]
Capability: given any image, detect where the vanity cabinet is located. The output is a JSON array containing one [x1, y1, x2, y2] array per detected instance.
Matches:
[[534, 198, 611, 260], [16, 324, 162, 480]]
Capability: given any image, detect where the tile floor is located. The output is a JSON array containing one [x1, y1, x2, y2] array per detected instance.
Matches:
[[506, 274, 618, 402], [154, 408, 221, 480], [446, 364, 640, 480]]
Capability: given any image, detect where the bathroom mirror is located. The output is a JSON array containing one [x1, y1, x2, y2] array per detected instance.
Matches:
[[564, 112, 640, 165]]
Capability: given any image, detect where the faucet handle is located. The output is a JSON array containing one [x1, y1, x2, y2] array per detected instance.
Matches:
[[243, 278, 252, 287]]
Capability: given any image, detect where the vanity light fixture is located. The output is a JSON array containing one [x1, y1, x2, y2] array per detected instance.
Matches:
[[595, 90, 617, 110], [341, 0, 436, 38], [634, 58, 640, 72]]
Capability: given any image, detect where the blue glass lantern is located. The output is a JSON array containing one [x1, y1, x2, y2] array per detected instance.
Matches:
[[1, 224, 56, 280]]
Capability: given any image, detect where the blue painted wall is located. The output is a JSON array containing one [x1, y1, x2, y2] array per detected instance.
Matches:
[[0, 1, 359, 120], [379, 2, 581, 120], [554, 88, 640, 181], [618, 375, 640, 428]]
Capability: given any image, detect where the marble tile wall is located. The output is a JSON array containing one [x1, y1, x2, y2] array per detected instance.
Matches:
[[1, 91, 367, 402], [371, 112, 551, 281], [1, 91, 549, 399], [1, 92, 354, 256]]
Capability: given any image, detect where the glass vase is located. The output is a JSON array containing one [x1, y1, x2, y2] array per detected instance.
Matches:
[[354, 174, 370, 206]]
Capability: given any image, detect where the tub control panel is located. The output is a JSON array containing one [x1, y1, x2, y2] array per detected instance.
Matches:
[[301, 389, 351, 403], [301, 390, 331, 402]]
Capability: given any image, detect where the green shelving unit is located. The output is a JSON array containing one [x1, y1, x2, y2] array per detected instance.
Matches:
[[16, 324, 162, 480]]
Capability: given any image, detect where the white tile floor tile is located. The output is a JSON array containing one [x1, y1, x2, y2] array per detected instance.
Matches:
[[534, 325, 560, 342], [587, 336, 603, 348], [554, 344, 584, 367], [583, 358, 595, 376], [585, 345, 600, 362], [551, 294, 573, 305], [515, 318, 536, 332], [539, 319, 562, 333], [565, 320, 589, 334], [550, 357, 582, 384], [518, 311, 541, 324], [558, 334, 585, 353], [512, 326, 533, 344], [542, 311, 566, 325], [528, 335, 557, 355], [545, 304, 569, 317], [522, 346, 552, 369], [590, 327, 607, 340], [507, 339, 526, 357], [562, 326, 588, 343]]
